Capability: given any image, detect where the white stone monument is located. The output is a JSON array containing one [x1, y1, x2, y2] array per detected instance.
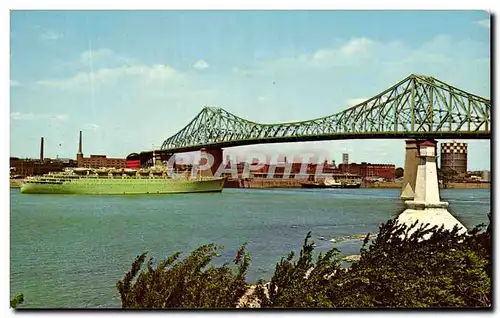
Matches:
[[396, 140, 467, 237]]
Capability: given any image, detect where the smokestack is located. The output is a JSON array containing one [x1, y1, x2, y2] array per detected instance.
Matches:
[[78, 130, 82, 154], [40, 137, 44, 161]]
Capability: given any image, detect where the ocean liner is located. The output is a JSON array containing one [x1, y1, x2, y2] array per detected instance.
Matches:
[[20, 162, 225, 195]]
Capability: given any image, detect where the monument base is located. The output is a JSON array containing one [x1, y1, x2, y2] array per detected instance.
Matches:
[[404, 200, 449, 209], [396, 207, 467, 239]]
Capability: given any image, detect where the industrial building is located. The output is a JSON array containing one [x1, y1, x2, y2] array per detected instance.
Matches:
[[440, 141, 468, 176], [11, 131, 128, 176], [10, 157, 77, 177], [10, 137, 77, 177], [338, 162, 396, 181], [76, 131, 126, 168]]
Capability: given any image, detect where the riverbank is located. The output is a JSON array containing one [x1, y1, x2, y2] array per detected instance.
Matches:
[[9, 177, 490, 190], [224, 179, 490, 190]]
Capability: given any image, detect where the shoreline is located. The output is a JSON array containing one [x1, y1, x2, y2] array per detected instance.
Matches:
[[224, 179, 490, 190], [9, 178, 490, 190]]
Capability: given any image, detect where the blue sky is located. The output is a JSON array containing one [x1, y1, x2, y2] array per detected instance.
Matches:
[[10, 10, 491, 169]]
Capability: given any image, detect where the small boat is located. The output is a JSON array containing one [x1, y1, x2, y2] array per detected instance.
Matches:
[[300, 177, 361, 189]]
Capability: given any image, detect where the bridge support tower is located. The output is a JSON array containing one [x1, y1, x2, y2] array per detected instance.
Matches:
[[401, 139, 439, 200], [400, 140, 419, 200], [396, 139, 466, 237]]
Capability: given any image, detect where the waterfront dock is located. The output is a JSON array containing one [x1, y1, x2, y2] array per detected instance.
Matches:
[[223, 178, 490, 190]]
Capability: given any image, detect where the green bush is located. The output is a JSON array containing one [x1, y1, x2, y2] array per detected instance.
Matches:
[[252, 232, 341, 308], [10, 293, 24, 309], [325, 219, 491, 308], [117, 243, 250, 308], [118, 214, 491, 308]]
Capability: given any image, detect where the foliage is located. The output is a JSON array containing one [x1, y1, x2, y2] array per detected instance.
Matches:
[[252, 232, 341, 308], [326, 218, 491, 308], [254, 215, 491, 308], [117, 244, 250, 308], [118, 214, 491, 309], [10, 293, 24, 309]]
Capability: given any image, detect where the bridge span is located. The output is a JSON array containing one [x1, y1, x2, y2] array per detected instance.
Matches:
[[158, 74, 490, 154]]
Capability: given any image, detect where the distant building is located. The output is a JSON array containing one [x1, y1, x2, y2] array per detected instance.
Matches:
[[342, 153, 349, 164], [10, 157, 77, 177], [10, 136, 77, 177], [76, 131, 126, 168], [338, 162, 396, 181]]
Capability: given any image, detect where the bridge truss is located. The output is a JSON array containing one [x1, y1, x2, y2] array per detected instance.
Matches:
[[160, 74, 491, 152]]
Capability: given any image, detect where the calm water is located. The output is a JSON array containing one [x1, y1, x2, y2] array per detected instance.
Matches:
[[10, 187, 490, 308]]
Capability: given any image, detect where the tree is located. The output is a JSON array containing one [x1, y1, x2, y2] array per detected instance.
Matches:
[[117, 244, 250, 308], [326, 219, 491, 308], [117, 215, 491, 309]]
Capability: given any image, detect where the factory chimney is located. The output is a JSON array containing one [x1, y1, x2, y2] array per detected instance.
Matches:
[[78, 130, 83, 155], [40, 137, 44, 161], [76, 130, 84, 167]]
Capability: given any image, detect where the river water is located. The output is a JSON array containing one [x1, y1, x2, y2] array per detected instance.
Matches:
[[10, 187, 490, 308]]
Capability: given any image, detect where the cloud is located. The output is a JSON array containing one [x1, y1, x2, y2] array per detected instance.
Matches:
[[10, 112, 68, 121], [78, 48, 136, 69], [54, 114, 68, 121], [234, 37, 379, 77], [10, 80, 22, 87], [39, 29, 63, 41], [339, 37, 375, 56], [231, 35, 489, 100], [84, 123, 100, 131], [193, 59, 209, 70], [37, 63, 179, 90], [475, 19, 490, 29], [345, 98, 369, 106], [233, 35, 488, 80]]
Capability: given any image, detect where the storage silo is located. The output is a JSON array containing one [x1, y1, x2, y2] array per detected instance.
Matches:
[[440, 141, 467, 175]]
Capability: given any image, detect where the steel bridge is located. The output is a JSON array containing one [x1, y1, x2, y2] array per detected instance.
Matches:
[[159, 74, 490, 153]]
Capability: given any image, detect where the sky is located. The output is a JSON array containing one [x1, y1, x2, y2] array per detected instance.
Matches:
[[9, 10, 491, 169]]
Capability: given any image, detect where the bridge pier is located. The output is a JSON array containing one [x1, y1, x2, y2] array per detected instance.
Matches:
[[396, 140, 466, 237], [400, 140, 419, 200], [401, 139, 439, 200], [199, 147, 223, 176]]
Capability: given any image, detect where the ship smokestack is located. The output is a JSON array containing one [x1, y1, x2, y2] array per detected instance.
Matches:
[[78, 130, 83, 154], [40, 137, 44, 161]]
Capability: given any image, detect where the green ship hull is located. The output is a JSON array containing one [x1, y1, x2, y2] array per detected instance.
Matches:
[[20, 176, 226, 195]]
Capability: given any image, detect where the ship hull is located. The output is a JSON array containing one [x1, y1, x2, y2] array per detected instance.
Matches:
[[20, 177, 226, 195]]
